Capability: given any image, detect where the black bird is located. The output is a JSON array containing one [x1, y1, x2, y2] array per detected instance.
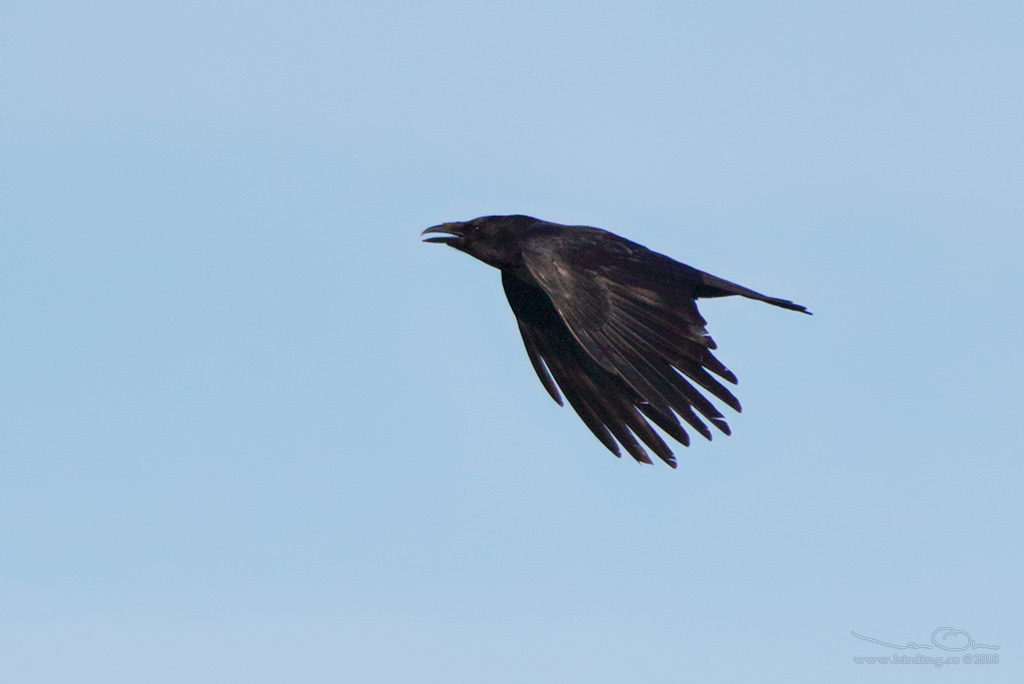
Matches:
[[423, 215, 809, 468]]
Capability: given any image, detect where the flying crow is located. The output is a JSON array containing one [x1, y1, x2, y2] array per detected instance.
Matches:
[[423, 215, 809, 468]]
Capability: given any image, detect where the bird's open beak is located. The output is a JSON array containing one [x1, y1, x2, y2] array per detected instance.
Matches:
[[421, 223, 466, 247]]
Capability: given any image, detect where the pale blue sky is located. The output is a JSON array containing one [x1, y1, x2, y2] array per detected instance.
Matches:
[[4, 2, 1022, 682]]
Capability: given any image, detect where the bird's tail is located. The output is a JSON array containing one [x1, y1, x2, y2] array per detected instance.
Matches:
[[695, 273, 811, 314]]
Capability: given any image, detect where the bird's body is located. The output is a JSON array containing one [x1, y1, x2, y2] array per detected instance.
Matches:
[[423, 215, 809, 468]]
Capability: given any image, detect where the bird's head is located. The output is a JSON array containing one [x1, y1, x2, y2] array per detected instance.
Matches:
[[421, 215, 539, 270]]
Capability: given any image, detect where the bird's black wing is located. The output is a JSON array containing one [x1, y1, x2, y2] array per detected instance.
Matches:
[[502, 271, 680, 467], [517, 233, 747, 458]]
